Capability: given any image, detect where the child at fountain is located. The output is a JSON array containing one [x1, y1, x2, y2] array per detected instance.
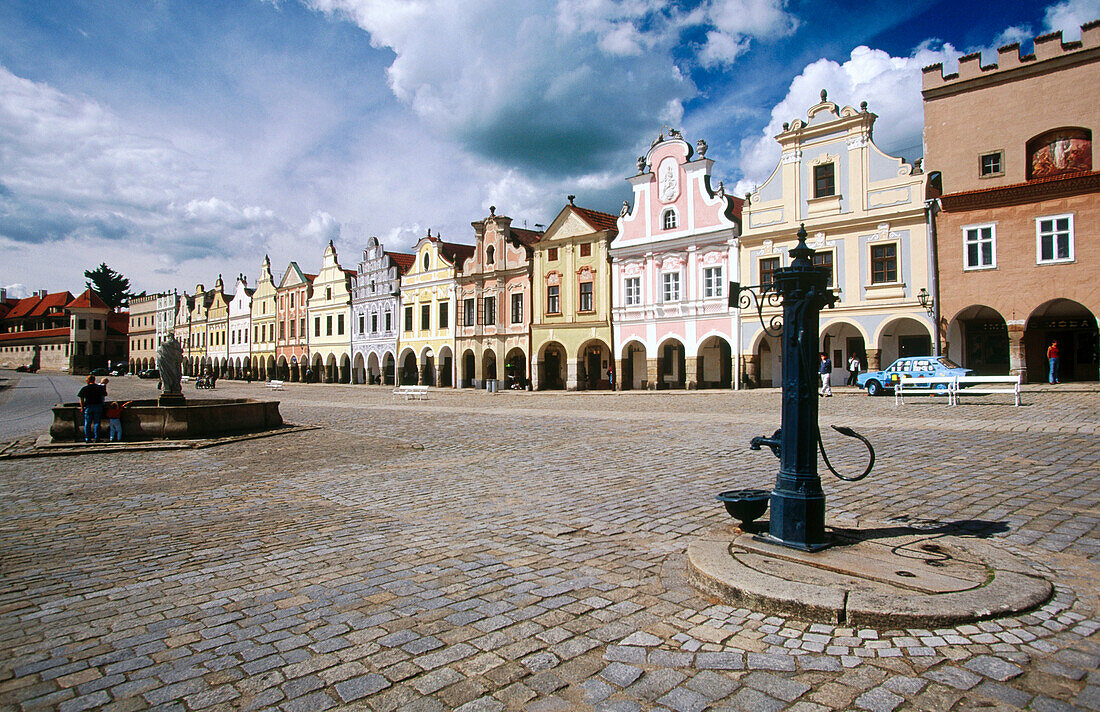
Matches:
[[104, 400, 133, 442]]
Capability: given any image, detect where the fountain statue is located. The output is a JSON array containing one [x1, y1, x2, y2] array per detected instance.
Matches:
[[157, 333, 185, 404]]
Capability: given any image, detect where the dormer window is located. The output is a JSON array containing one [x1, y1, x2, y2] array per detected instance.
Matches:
[[662, 209, 678, 230], [813, 163, 835, 198], [486, 245, 495, 265]]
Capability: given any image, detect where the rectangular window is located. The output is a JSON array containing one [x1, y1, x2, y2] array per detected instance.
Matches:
[[548, 247, 559, 261], [421, 304, 431, 330], [578, 282, 593, 312], [871, 243, 898, 284], [326, 315, 333, 336], [484, 296, 496, 325], [547, 285, 560, 314], [625, 277, 641, 306], [813, 163, 835, 198], [289, 293, 294, 309], [315, 317, 321, 337], [1037, 215, 1073, 263], [703, 267, 723, 298], [93, 319, 102, 330], [662, 272, 681, 302], [404, 306, 413, 332], [370, 314, 377, 333], [812, 251, 834, 288], [254, 326, 259, 343], [359, 315, 365, 334], [299, 317, 305, 338], [511, 292, 523, 324], [580, 242, 591, 257], [439, 301, 449, 329], [463, 298, 475, 327], [337, 313, 344, 335], [979, 151, 1004, 177], [964, 224, 996, 269], [760, 257, 780, 288], [385, 312, 391, 331]]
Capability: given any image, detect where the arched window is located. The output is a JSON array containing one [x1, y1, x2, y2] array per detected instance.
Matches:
[[662, 209, 678, 230], [486, 245, 495, 265], [423, 253, 430, 271]]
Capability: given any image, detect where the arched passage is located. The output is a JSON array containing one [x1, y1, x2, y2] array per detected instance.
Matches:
[[438, 346, 453, 388], [324, 353, 337, 383], [420, 348, 436, 387], [461, 349, 476, 388], [820, 319, 868, 386], [382, 352, 395, 386], [696, 335, 733, 389], [1025, 299, 1098, 383], [482, 348, 497, 388], [874, 316, 934, 368], [656, 338, 686, 389], [311, 353, 324, 382], [504, 347, 527, 390], [339, 353, 351, 384], [620, 340, 646, 390], [578, 339, 611, 390], [947, 305, 1008, 376], [538, 342, 566, 390]]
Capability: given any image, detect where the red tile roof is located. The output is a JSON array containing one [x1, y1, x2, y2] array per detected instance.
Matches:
[[0, 327, 69, 343], [572, 206, 619, 235], [439, 241, 476, 266], [67, 289, 110, 310], [5, 296, 42, 319], [28, 291, 74, 317], [510, 227, 544, 246], [386, 251, 416, 275]]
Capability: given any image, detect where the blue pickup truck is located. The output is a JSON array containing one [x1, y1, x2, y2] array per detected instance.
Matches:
[[857, 356, 973, 396]]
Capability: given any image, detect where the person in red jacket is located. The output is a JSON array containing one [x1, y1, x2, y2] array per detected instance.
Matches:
[[1047, 341, 1060, 384], [104, 400, 133, 442]]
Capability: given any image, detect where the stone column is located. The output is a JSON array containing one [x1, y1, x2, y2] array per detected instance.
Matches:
[[1008, 324, 1028, 382], [418, 365, 428, 385], [646, 358, 658, 390], [866, 349, 881, 371], [567, 359, 579, 390], [743, 353, 759, 388], [685, 356, 698, 390], [532, 359, 542, 391]]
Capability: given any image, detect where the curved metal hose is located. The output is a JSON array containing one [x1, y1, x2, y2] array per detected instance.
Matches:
[[817, 424, 875, 481]]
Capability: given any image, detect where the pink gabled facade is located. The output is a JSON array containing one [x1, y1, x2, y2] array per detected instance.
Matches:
[[610, 130, 743, 389]]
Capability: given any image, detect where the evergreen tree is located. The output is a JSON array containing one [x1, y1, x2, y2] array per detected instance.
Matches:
[[83, 263, 144, 308]]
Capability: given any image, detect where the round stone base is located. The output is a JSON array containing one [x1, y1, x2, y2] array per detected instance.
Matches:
[[687, 520, 1053, 628]]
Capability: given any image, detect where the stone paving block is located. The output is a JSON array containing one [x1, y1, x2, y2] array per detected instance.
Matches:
[[281, 690, 337, 711], [624, 668, 687, 702], [974, 680, 1033, 708], [599, 662, 643, 688], [742, 671, 811, 702], [965, 655, 1025, 682], [853, 686, 904, 712], [655, 685, 709, 712], [718, 686, 786, 712]]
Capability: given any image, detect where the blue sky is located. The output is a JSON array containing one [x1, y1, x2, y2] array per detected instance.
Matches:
[[1, 0, 1095, 297]]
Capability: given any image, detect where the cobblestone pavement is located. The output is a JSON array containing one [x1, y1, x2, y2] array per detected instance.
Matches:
[[2, 378, 1099, 711]]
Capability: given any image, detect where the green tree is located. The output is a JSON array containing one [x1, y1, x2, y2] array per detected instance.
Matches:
[[83, 263, 144, 309]]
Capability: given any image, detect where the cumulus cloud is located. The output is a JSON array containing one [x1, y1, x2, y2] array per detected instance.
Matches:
[[290, 0, 795, 173], [1044, 0, 1100, 38], [3, 283, 30, 299]]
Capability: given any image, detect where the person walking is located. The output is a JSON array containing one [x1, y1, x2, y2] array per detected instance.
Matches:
[[104, 400, 133, 442], [818, 352, 833, 397], [77, 376, 107, 443], [846, 353, 860, 386], [1047, 340, 1060, 384]]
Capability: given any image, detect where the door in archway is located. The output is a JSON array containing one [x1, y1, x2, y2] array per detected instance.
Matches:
[[544, 348, 562, 389]]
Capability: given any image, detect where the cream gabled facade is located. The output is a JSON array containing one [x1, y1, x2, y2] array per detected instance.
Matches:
[[531, 201, 618, 390], [398, 231, 473, 386], [250, 256, 278, 380], [227, 275, 253, 378], [174, 293, 195, 373], [307, 241, 354, 383], [155, 291, 179, 351], [610, 130, 742, 390], [740, 92, 931, 387], [185, 285, 213, 374], [204, 276, 230, 375], [456, 207, 541, 389], [128, 294, 158, 373]]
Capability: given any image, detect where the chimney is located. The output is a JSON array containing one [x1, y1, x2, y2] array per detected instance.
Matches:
[[36, 289, 47, 298]]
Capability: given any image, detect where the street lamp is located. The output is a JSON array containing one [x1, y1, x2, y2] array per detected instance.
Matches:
[[917, 288, 934, 318]]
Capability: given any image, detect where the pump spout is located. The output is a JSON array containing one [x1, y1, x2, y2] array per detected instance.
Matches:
[[749, 429, 782, 459]]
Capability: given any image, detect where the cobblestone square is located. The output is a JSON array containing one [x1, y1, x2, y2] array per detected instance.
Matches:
[[1, 376, 1098, 711]]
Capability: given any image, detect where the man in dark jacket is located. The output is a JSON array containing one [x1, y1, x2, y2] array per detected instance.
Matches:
[[78, 376, 107, 442]]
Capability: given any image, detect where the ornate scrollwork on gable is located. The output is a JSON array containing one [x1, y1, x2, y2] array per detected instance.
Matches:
[[810, 152, 838, 166], [661, 255, 683, 271], [624, 262, 643, 277], [702, 251, 723, 265], [546, 271, 561, 286], [577, 266, 594, 279]]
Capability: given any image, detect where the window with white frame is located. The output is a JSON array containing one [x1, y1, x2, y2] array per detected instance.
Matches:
[[703, 266, 723, 298], [1036, 215, 1073, 264], [662, 272, 681, 302], [463, 298, 475, 327], [964, 224, 996, 269], [625, 277, 641, 306], [662, 209, 678, 230]]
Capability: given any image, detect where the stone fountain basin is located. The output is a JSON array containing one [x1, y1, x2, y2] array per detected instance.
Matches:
[[50, 398, 283, 442]]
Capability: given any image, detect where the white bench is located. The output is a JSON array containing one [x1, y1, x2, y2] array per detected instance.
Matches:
[[265, 380, 284, 390], [954, 375, 1022, 407], [393, 385, 428, 401], [894, 375, 955, 406]]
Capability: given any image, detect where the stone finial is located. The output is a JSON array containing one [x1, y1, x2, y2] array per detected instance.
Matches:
[[620, 201, 630, 217], [696, 139, 708, 158], [636, 156, 646, 174], [489, 205, 496, 216], [716, 181, 725, 198], [820, 89, 828, 102], [668, 127, 682, 139], [782, 122, 789, 131], [567, 195, 575, 205], [860, 100, 868, 112]]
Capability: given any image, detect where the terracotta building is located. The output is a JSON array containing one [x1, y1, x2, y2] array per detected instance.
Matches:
[[923, 21, 1099, 382], [456, 206, 542, 389]]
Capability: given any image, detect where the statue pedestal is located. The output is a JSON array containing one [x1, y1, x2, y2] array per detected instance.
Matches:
[[158, 393, 186, 406]]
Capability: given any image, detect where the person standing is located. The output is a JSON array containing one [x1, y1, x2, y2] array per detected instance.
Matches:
[[818, 352, 833, 397], [104, 400, 133, 442], [846, 353, 860, 386], [77, 376, 107, 443], [1047, 340, 1060, 384]]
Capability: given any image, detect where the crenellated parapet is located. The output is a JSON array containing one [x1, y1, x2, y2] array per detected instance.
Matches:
[[922, 20, 1100, 95]]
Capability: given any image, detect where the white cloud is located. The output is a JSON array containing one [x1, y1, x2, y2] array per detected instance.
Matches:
[[1043, 0, 1100, 38], [733, 43, 961, 195], [699, 0, 799, 67], [3, 283, 30, 299]]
